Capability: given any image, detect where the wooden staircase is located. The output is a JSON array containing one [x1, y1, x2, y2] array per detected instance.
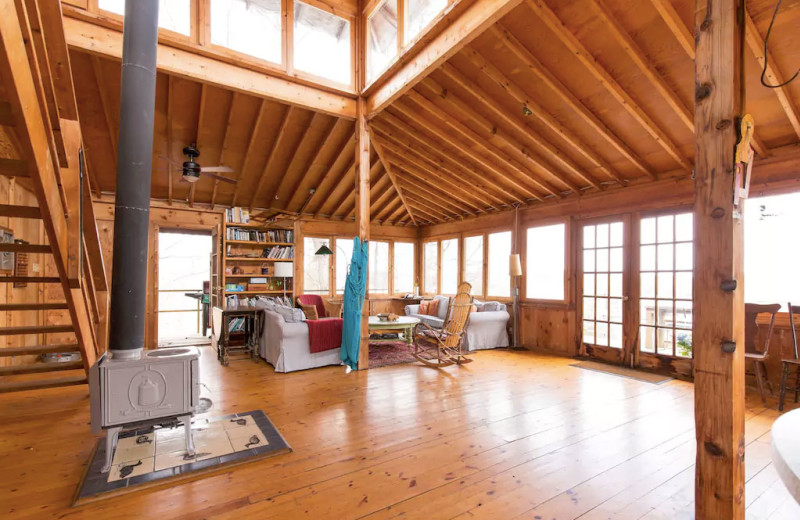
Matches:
[[0, 0, 110, 393]]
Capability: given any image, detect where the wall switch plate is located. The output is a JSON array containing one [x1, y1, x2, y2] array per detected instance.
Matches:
[[32, 263, 39, 273]]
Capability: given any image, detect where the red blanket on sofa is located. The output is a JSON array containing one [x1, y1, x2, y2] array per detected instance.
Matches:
[[306, 318, 343, 353]]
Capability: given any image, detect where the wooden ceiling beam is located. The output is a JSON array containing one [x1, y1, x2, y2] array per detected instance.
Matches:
[[249, 105, 295, 210], [166, 75, 174, 205], [525, 0, 690, 170], [376, 139, 482, 216], [403, 90, 552, 201], [230, 99, 266, 207], [210, 92, 239, 209], [373, 115, 509, 208], [315, 162, 355, 219], [303, 139, 356, 215], [649, 0, 694, 59], [268, 112, 326, 209], [588, 0, 692, 132], [366, 0, 524, 117], [371, 133, 417, 226], [419, 75, 589, 194], [404, 196, 447, 223], [488, 25, 653, 178], [374, 196, 403, 223], [331, 156, 381, 218], [390, 162, 473, 218], [386, 199, 416, 225], [744, 11, 800, 140], [439, 61, 616, 188], [63, 17, 357, 119], [365, 176, 396, 220], [277, 116, 334, 211]]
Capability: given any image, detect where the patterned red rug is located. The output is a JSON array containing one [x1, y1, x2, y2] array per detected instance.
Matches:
[[369, 340, 417, 368]]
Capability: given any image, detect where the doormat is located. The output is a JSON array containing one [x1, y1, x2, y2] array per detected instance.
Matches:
[[570, 360, 673, 384], [74, 410, 291, 505]]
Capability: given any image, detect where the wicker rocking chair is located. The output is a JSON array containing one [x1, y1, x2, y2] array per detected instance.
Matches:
[[411, 281, 474, 368]]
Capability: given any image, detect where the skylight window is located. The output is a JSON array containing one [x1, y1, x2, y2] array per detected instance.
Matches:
[[210, 0, 282, 65], [293, 1, 351, 85], [98, 0, 192, 36], [404, 0, 447, 45], [367, 0, 398, 83]]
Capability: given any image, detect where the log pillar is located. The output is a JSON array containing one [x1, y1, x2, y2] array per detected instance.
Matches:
[[693, 0, 745, 518], [355, 97, 370, 370]]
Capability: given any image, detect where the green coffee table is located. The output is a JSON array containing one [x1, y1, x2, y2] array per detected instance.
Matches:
[[368, 316, 420, 346]]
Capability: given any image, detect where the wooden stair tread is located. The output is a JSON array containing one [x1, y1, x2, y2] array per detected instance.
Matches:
[[0, 302, 68, 311], [0, 276, 60, 283], [0, 204, 41, 219], [0, 360, 83, 376], [0, 243, 50, 253], [0, 324, 73, 335], [0, 343, 79, 357], [0, 375, 87, 393]]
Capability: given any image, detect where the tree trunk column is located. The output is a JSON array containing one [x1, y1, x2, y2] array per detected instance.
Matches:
[[693, 0, 746, 518], [355, 97, 370, 370]]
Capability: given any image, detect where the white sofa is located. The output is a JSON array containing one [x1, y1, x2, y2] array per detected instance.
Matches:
[[405, 296, 510, 351], [253, 301, 342, 373]]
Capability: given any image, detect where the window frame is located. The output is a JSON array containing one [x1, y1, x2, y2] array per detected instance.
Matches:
[[461, 233, 486, 299], [94, 0, 197, 43], [522, 219, 570, 305], [392, 240, 416, 296], [421, 239, 440, 296], [302, 235, 333, 296], [486, 229, 513, 300]]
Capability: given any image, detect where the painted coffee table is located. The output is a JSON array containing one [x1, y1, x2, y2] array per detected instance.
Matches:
[[368, 316, 420, 346]]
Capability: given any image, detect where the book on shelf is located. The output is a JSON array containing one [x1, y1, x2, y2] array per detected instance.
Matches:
[[225, 283, 245, 292], [225, 207, 250, 224], [225, 228, 293, 243], [225, 245, 293, 259]]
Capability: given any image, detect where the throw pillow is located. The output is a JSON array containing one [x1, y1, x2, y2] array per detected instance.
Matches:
[[482, 302, 500, 312], [275, 305, 305, 323], [419, 299, 440, 316]]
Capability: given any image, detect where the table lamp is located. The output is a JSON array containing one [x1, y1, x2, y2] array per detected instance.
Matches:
[[273, 262, 294, 302]]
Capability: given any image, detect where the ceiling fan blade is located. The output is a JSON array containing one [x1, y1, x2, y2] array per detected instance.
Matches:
[[200, 171, 238, 184], [200, 166, 234, 173]]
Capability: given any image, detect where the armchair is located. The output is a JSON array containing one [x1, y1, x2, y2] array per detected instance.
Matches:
[[296, 294, 343, 320]]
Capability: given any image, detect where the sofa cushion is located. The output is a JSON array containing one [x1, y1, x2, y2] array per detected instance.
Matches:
[[275, 305, 305, 323], [482, 301, 501, 312], [433, 295, 449, 320], [409, 314, 444, 329], [419, 299, 440, 316]]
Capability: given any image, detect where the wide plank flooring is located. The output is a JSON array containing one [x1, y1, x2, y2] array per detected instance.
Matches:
[[0, 348, 797, 519]]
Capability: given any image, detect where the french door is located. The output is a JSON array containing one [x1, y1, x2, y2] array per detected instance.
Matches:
[[580, 217, 631, 364]]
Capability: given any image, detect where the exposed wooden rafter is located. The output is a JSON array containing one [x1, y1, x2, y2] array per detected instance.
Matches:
[[209, 92, 239, 209], [371, 133, 417, 226], [249, 105, 295, 211]]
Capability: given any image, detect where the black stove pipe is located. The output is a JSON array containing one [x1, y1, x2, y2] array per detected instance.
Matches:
[[108, 0, 159, 359]]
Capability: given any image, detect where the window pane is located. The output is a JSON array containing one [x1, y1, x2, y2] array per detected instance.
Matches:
[[99, 0, 191, 35], [211, 0, 282, 64], [676, 330, 693, 358], [596, 224, 609, 247], [487, 231, 511, 297], [423, 241, 438, 293], [596, 322, 609, 346], [294, 1, 351, 84], [675, 242, 693, 271], [610, 323, 623, 348], [675, 213, 693, 242], [596, 273, 608, 297], [303, 237, 330, 294], [596, 247, 609, 272], [609, 298, 623, 323], [393, 242, 415, 294], [744, 193, 800, 311], [583, 297, 595, 320], [609, 273, 623, 297], [641, 217, 656, 244], [404, 0, 447, 44], [675, 272, 692, 300], [640, 326, 655, 353], [657, 300, 673, 327], [641, 245, 655, 271], [641, 299, 655, 325], [441, 239, 459, 294], [583, 274, 595, 296], [596, 298, 608, 321], [641, 272, 655, 298], [526, 224, 565, 300], [335, 238, 353, 294], [657, 244, 673, 270], [675, 300, 693, 329], [610, 222, 624, 247], [583, 249, 595, 272], [657, 272, 673, 298], [657, 215, 674, 243], [657, 328, 673, 355], [583, 320, 595, 344], [583, 225, 595, 248], [609, 247, 623, 272], [369, 241, 389, 293], [463, 235, 484, 295], [367, 0, 398, 83]]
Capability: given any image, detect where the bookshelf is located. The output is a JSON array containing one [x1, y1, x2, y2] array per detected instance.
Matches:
[[223, 207, 294, 308]]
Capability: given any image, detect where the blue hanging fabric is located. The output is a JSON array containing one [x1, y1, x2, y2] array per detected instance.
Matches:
[[340, 236, 369, 370]]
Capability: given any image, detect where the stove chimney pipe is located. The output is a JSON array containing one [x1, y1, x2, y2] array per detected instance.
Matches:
[[108, 0, 159, 360]]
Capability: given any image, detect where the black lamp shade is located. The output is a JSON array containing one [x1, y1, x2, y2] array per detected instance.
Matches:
[[315, 244, 334, 255]]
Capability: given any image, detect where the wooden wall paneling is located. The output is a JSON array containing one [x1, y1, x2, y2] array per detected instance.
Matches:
[[284, 119, 352, 212], [693, 0, 745, 515], [370, 119, 506, 209], [402, 90, 552, 201], [649, 0, 694, 59], [524, 0, 690, 171], [487, 24, 653, 179]]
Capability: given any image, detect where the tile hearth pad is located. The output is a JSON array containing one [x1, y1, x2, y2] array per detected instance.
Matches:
[[75, 410, 291, 504]]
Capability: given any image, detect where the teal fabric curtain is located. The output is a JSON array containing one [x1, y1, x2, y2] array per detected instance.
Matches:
[[340, 236, 368, 369]]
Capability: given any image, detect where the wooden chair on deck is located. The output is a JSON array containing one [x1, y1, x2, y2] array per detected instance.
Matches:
[[779, 304, 800, 411], [744, 303, 781, 405], [411, 281, 473, 368]]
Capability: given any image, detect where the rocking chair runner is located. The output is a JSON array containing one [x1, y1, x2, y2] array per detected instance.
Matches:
[[412, 281, 474, 367]]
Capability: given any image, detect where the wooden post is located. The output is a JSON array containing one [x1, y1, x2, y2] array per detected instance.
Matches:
[[693, 0, 745, 518], [355, 97, 370, 370]]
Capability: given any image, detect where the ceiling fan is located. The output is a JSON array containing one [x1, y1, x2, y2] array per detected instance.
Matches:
[[161, 145, 237, 184]]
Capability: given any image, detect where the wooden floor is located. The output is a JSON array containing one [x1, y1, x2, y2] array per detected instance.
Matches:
[[1, 348, 797, 519]]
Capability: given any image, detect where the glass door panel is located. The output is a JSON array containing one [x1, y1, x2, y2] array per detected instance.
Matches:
[[582, 220, 626, 353]]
